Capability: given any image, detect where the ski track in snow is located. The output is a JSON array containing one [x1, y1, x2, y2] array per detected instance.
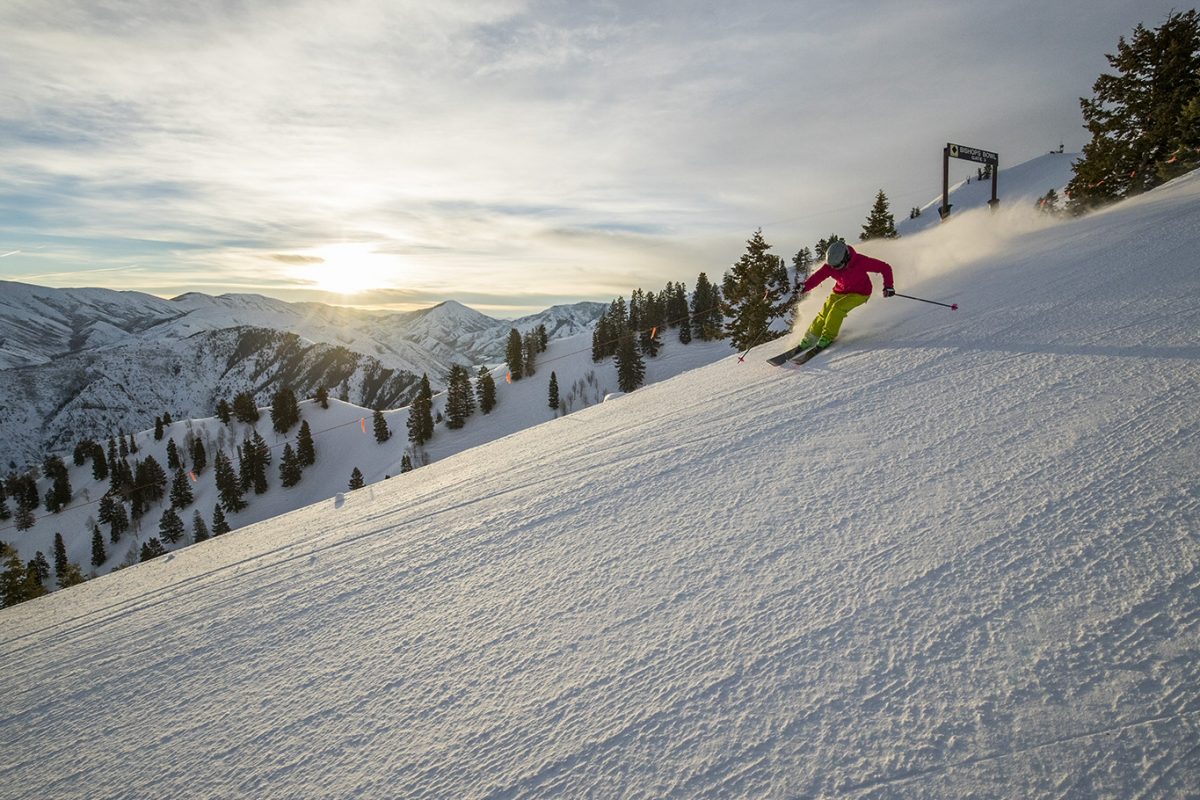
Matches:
[[1, 171, 1199, 798]]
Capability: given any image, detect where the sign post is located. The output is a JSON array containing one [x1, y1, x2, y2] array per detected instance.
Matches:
[[940, 142, 999, 220]]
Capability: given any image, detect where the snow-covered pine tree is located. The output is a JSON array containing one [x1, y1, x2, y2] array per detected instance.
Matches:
[[860, 190, 899, 241]]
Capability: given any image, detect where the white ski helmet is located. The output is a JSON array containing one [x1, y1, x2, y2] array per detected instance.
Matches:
[[826, 240, 850, 268]]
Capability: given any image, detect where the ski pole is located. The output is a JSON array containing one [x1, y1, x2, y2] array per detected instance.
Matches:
[[893, 292, 958, 310]]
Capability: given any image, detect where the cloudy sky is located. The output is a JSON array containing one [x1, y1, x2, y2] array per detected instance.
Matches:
[[0, 0, 1179, 316]]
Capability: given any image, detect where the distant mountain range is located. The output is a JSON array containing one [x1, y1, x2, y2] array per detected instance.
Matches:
[[0, 281, 604, 467]]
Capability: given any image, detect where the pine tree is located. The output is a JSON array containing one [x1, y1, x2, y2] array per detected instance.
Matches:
[[166, 438, 181, 470], [1, 543, 46, 607], [1067, 11, 1200, 210], [270, 387, 300, 434], [548, 371, 560, 411], [615, 329, 646, 393], [190, 438, 207, 474], [400, 454, 414, 473], [109, 499, 129, 543], [232, 391, 260, 424], [860, 190, 899, 240], [159, 507, 185, 544], [214, 450, 247, 513], [476, 367, 497, 414], [445, 365, 475, 430], [140, 538, 167, 562], [721, 229, 791, 351], [42, 456, 71, 513], [407, 374, 434, 446], [192, 510, 210, 543], [525, 331, 540, 376], [316, 386, 330, 409], [691, 274, 723, 341], [91, 524, 107, 568], [57, 562, 86, 589], [348, 467, 365, 491], [91, 442, 108, 481], [170, 467, 194, 509], [280, 443, 303, 488], [128, 433, 137, 455], [216, 398, 232, 424], [505, 329, 524, 380], [154, 416, 164, 440], [53, 532, 68, 578], [14, 497, 35, 532], [250, 432, 270, 494], [373, 408, 391, 443], [297, 420, 316, 466], [1037, 188, 1062, 214], [31, 552, 51, 583], [211, 503, 231, 535]]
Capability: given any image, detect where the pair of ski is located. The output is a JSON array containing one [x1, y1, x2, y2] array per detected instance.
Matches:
[[766, 341, 828, 367]]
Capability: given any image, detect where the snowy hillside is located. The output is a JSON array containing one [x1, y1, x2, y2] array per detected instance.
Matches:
[[0, 285, 604, 466], [1, 165, 1197, 796], [898, 151, 1078, 236]]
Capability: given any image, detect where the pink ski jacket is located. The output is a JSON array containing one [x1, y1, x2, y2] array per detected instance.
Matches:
[[803, 246, 894, 297]]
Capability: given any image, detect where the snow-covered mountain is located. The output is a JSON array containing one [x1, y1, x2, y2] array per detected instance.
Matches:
[[2, 162, 1197, 796], [0, 283, 604, 467]]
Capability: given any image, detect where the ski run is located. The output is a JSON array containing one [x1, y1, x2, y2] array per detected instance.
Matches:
[[1, 163, 1199, 797]]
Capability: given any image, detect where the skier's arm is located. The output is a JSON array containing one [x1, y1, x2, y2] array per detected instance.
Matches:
[[802, 265, 832, 293]]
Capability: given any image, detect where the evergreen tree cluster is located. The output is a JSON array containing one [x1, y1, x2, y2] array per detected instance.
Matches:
[[1067, 10, 1200, 211]]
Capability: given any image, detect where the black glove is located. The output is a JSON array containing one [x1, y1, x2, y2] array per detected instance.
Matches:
[[883, 286, 895, 297]]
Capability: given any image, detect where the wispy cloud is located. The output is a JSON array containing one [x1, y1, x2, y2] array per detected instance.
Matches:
[[0, 0, 1178, 313]]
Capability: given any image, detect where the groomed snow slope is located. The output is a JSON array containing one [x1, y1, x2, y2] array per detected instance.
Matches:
[[2, 174, 1199, 798]]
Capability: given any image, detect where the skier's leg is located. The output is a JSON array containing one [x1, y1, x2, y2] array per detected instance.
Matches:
[[816, 292, 868, 344], [806, 293, 839, 339]]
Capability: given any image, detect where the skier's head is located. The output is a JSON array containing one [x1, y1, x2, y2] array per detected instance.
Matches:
[[826, 241, 851, 269]]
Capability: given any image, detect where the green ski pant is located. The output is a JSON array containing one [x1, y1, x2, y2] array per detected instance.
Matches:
[[806, 292, 869, 342]]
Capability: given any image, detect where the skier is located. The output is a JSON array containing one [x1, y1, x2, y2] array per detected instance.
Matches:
[[796, 241, 895, 350]]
